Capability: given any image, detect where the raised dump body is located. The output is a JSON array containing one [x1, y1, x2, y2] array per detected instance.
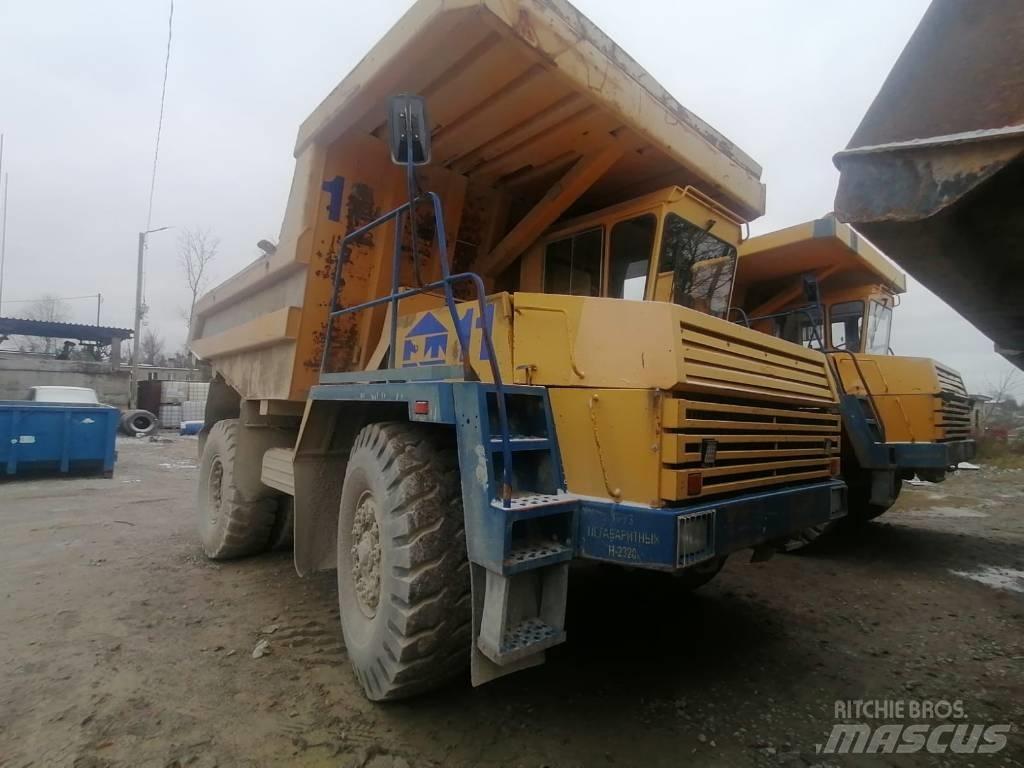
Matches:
[[190, 0, 765, 400], [189, 0, 846, 703], [735, 215, 975, 538]]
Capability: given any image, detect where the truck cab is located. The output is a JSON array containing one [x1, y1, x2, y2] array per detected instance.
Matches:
[[734, 215, 975, 531]]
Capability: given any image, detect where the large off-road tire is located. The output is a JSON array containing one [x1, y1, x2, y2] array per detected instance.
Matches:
[[337, 422, 470, 701], [196, 419, 277, 560]]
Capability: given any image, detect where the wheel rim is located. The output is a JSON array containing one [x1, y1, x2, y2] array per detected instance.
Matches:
[[351, 490, 382, 618], [208, 457, 224, 526], [133, 417, 149, 430]]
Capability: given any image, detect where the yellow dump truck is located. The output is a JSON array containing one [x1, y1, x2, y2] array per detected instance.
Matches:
[[734, 216, 975, 545], [189, 0, 846, 700]]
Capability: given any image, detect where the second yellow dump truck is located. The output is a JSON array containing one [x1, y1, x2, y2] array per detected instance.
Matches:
[[189, 0, 846, 700], [733, 216, 976, 545]]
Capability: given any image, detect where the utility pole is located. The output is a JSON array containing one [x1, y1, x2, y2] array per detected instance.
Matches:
[[0, 130, 7, 314], [96, 293, 102, 325], [0, 172, 8, 315], [130, 227, 170, 408]]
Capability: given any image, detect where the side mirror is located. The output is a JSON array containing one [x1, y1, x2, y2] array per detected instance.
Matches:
[[801, 273, 821, 305], [388, 94, 431, 166]]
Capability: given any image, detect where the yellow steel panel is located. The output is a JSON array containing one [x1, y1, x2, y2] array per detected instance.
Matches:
[[548, 388, 663, 507], [512, 293, 681, 389]]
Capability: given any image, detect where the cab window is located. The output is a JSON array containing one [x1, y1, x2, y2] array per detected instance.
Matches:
[[866, 300, 893, 354], [543, 227, 603, 297], [777, 308, 824, 351], [608, 214, 657, 300], [830, 301, 864, 351], [656, 213, 737, 317]]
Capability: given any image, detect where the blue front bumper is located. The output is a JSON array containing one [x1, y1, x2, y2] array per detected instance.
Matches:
[[576, 480, 847, 571], [891, 440, 976, 469]]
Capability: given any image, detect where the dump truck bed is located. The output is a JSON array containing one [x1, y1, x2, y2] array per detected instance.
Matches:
[[190, 0, 766, 402]]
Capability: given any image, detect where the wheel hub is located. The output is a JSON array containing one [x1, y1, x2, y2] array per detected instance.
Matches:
[[351, 490, 382, 617]]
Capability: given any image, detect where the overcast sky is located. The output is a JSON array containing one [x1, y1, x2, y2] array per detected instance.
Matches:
[[0, 0, 1019, 397]]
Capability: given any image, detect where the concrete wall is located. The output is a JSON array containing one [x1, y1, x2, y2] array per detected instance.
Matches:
[[0, 353, 131, 408]]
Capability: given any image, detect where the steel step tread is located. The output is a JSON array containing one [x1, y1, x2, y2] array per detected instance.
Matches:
[[480, 618, 566, 666], [504, 539, 573, 573]]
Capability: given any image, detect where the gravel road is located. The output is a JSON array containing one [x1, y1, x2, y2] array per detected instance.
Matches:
[[2, 437, 1021, 767]]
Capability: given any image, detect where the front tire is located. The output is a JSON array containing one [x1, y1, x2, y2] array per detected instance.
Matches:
[[337, 422, 470, 701]]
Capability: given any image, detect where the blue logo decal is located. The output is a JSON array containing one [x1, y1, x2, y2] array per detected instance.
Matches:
[[400, 305, 496, 367]]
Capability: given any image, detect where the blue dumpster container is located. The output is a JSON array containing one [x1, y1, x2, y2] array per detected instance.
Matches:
[[0, 402, 120, 477]]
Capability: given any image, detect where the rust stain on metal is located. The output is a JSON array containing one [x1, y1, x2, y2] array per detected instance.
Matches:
[[304, 183, 380, 372]]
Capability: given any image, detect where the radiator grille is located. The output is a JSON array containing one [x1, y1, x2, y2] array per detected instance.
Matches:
[[678, 321, 835, 405], [661, 396, 841, 500], [935, 365, 972, 442]]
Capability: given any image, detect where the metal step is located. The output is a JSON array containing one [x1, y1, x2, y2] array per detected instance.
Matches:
[[479, 618, 566, 666], [504, 539, 572, 574], [488, 436, 552, 452], [491, 493, 578, 520]]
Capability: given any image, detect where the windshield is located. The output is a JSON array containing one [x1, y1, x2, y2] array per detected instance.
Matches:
[[656, 213, 737, 318], [829, 301, 864, 351], [866, 300, 893, 354]]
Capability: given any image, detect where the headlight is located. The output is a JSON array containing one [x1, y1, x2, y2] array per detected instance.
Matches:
[[678, 509, 715, 566]]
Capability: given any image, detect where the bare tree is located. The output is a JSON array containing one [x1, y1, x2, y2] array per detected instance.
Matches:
[[140, 329, 166, 366], [16, 294, 70, 353], [980, 368, 1020, 426], [178, 227, 218, 332]]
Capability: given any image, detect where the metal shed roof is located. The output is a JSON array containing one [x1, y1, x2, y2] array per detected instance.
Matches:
[[0, 317, 133, 344]]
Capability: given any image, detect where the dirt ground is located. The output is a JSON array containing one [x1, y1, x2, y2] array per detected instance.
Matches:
[[1, 436, 1022, 768]]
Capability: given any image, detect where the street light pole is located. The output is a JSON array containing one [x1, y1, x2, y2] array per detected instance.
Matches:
[[130, 227, 170, 408]]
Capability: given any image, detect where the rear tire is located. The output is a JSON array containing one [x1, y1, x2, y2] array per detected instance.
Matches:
[[196, 419, 277, 559], [336, 422, 470, 701]]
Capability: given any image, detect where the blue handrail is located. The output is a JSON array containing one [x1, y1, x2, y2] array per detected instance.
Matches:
[[319, 190, 515, 507]]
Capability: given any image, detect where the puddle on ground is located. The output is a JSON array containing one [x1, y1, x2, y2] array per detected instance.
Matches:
[[950, 566, 1024, 594], [904, 506, 988, 519]]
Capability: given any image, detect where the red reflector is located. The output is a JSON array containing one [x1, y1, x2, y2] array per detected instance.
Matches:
[[830, 458, 841, 476], [413, 401, 430, 415], [687, 472, 703, 496]]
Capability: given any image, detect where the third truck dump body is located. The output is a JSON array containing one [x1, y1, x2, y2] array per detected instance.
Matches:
[[833, 0, 1024, 369]]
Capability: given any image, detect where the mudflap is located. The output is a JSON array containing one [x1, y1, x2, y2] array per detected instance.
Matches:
[[469, 563, 546, 686]]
